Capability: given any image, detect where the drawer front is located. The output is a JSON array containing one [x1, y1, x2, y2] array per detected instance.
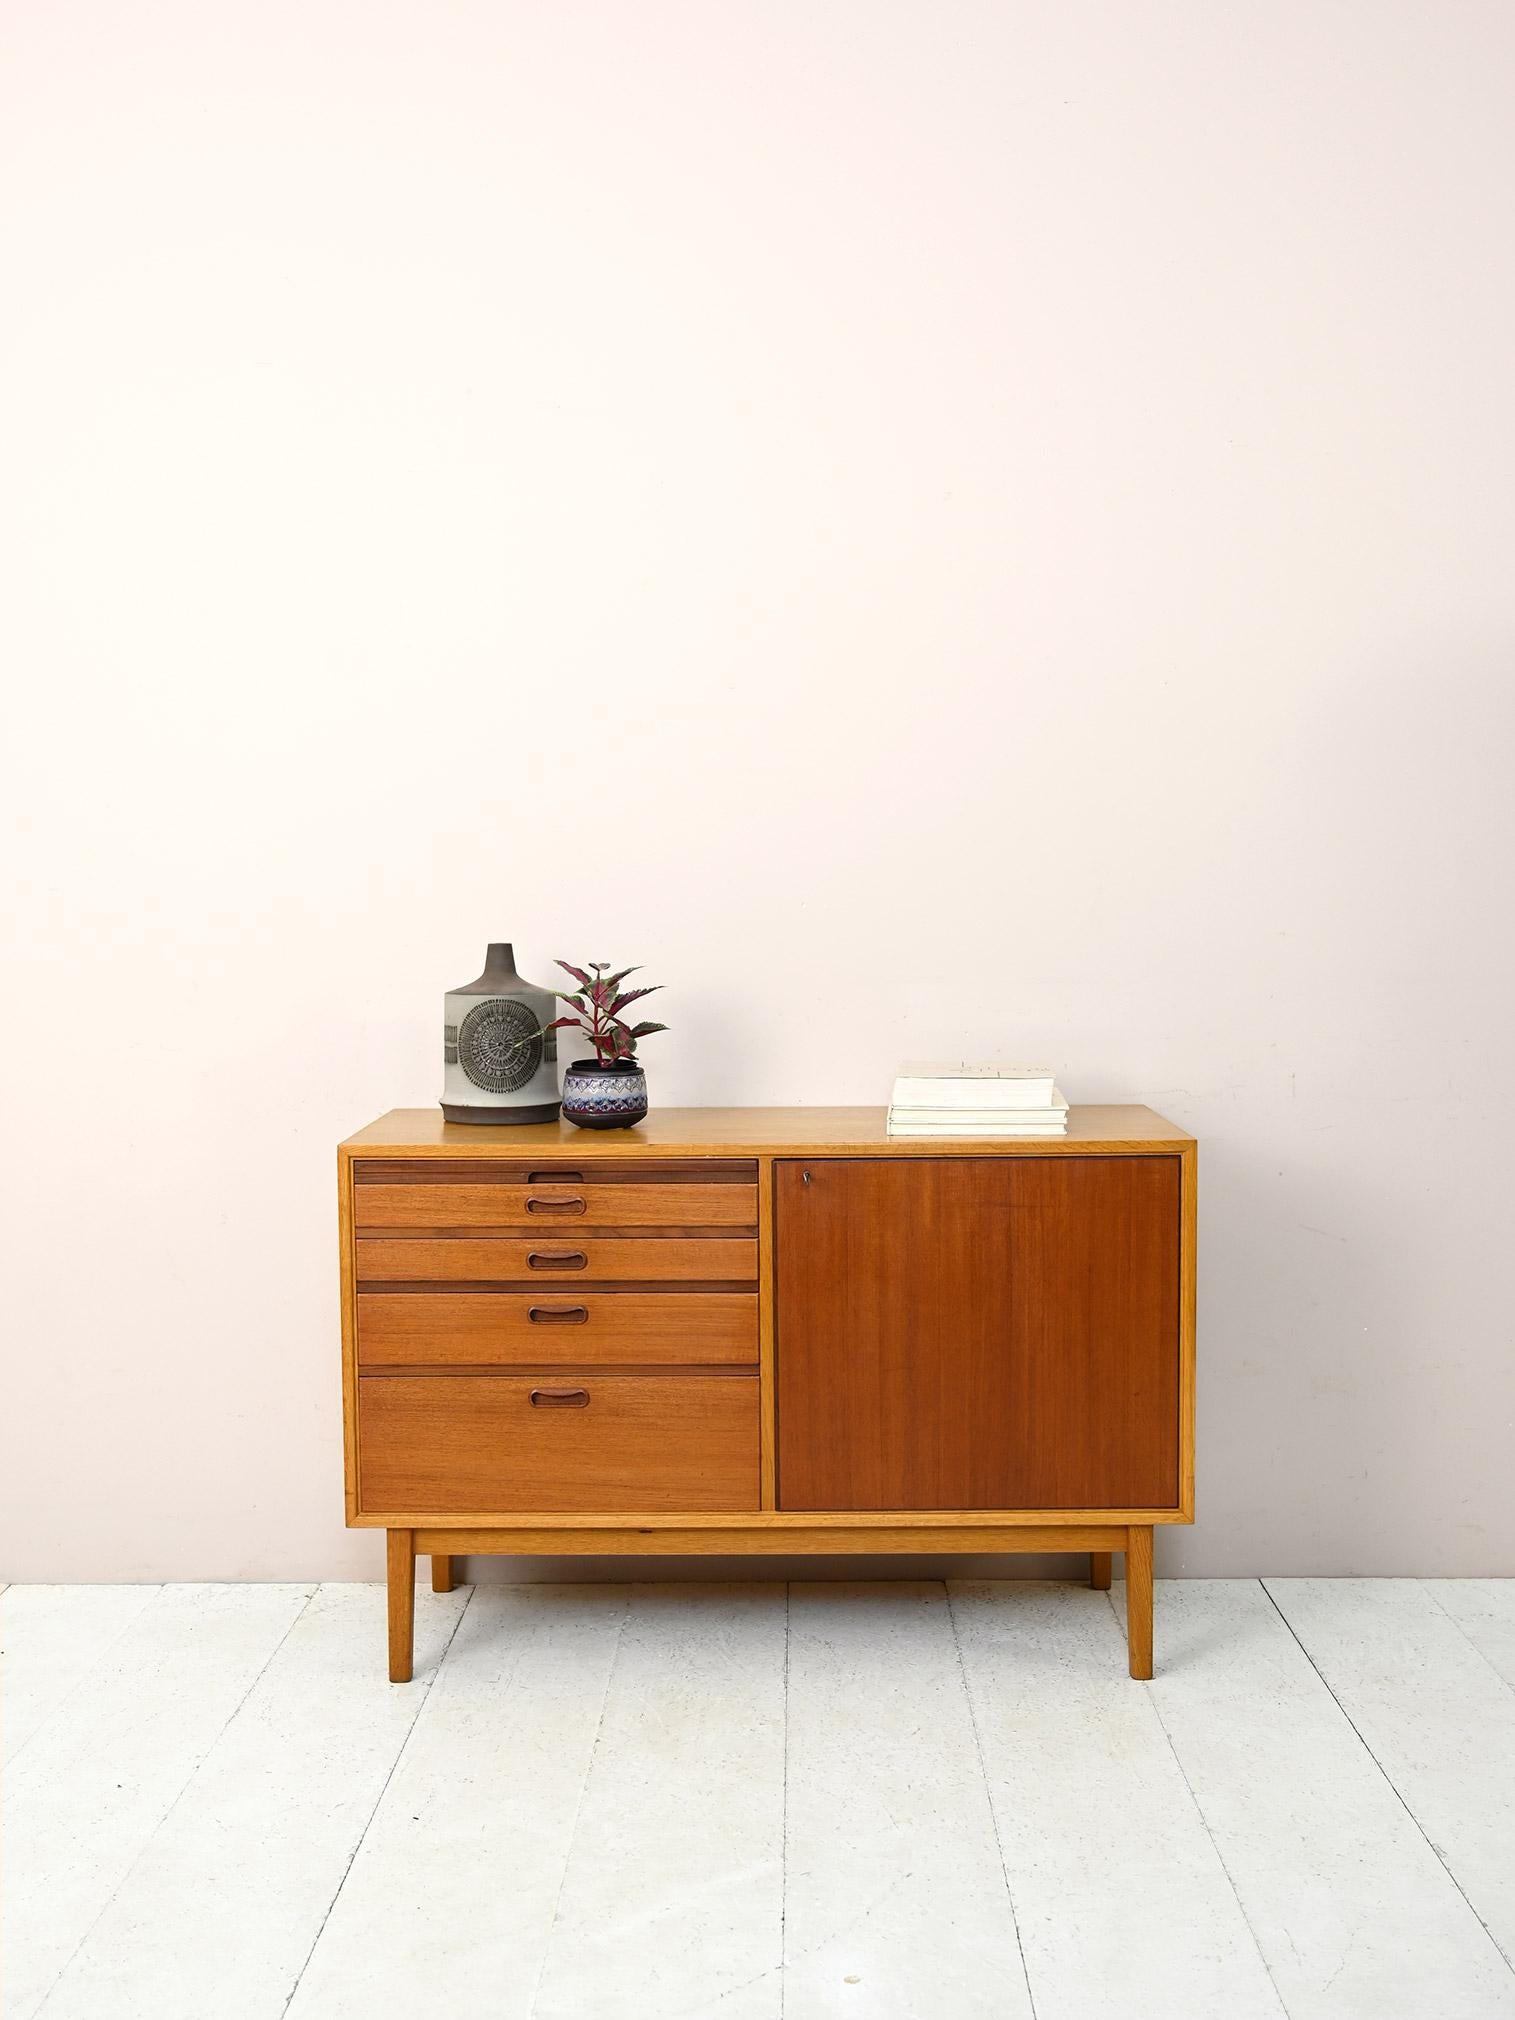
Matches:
[[353, 1181, 756, 1231], [356, 1291, 758, 1368], [358, 1373, 759, 1514], [355, 1236, 757, 1284]]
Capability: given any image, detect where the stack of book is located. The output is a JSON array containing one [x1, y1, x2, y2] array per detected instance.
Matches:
[[887, 1063, 1069, 1136]]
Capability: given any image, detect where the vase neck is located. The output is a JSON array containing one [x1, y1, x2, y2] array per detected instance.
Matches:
[[451, 942, 531, 995]]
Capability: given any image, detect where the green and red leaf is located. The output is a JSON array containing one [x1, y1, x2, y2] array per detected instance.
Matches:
[[610, 985, 660, 1014], [553, 962, 666, 1057]]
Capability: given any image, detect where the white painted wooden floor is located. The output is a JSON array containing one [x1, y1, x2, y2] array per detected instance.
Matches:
[[3, 1578, 1513, 2019]]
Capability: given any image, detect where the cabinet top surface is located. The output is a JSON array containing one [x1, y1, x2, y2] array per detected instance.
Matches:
[[341, 1105, 1193, 1158]]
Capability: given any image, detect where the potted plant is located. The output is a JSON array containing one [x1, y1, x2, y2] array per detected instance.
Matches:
[[547, 961, 668, 1129]]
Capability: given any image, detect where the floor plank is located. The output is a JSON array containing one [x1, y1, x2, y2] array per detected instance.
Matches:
[[3, 1583, 313, 2020], [7, 1578, 1511, 2020], [1428, 1580, 1515, 1693], [951, 1580, 1285, 2020], [36, 1582, 468, 2020], [530, 1582, 786, 2020], [783, 1582, 1034, 2019], [1266, 1578, 1515, 1970], [1, 1584, 163, 1763], [1143, 1580, 1515, 2019], [286, 1584, 630, 2020]]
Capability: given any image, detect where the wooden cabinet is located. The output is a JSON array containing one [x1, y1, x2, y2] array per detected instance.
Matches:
[[340, 1107, 1195, 1682]]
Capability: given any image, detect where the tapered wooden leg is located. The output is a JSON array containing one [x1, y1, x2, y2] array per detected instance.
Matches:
[[1125, 1525, 1153, 1679], [387, 1528, 415, 1683], [431, 1554, 455, 1594], [1089, 1551, 1112, 1591]]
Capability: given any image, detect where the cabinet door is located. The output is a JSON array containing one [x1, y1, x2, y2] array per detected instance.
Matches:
[[775, 1157, 1180, 1511]]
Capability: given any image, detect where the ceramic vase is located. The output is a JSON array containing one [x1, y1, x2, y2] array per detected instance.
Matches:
[[561, 1058, 649, 1130], [441, 943, 561, 1124]]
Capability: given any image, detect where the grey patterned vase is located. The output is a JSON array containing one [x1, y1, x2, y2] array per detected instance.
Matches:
[[561, 1059, 649, 1130], [441, 944, 561, 1125]]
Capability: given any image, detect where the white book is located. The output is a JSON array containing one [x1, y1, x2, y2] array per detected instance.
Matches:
[[889, 1096, 1068, 1127], [892, 1062, 1056, 1110], [887, 1095, 1068, 1136], [887, 1117, 1068, 1136]]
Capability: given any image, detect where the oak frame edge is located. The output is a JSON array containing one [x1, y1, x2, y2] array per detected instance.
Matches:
[[413, 1522, 1130, 1556], [357, 1505, 1189, 1530], [338, 1145, 359, 1524]]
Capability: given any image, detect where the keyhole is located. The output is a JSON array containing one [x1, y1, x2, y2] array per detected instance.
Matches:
[[802, 1169, 812, 1185]]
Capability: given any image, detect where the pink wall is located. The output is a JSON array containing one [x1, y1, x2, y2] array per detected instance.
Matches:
[[2, 1, 1513, 1578]]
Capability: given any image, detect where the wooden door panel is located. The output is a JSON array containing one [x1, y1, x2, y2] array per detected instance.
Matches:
[[775, 1157, 1180, 1511]]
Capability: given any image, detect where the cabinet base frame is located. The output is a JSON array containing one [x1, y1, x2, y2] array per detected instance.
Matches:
[[384, 1522, 1156, 1683]]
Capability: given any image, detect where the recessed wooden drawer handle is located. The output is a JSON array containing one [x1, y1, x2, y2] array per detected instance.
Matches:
[[527, 1170, 584, 1184], [527, 1249, 588, 1271], [526, 1195, 587, 1216], [527, 1304, 589, 1324], [529, 1387, 590, 1408]]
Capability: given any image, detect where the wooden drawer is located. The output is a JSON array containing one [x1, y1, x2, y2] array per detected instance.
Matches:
[[356, 1291, 758, 1368], [357, 1373, 758, 1514], [354, 1235, 757, 1284], [353, 1178, 756, 1231]]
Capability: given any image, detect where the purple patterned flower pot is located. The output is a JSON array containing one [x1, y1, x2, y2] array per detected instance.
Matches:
[[561, 1058, 649, 1130]]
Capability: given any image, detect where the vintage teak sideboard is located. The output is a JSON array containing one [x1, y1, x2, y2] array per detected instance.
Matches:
[[338, 1107, 1196, 1681]]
